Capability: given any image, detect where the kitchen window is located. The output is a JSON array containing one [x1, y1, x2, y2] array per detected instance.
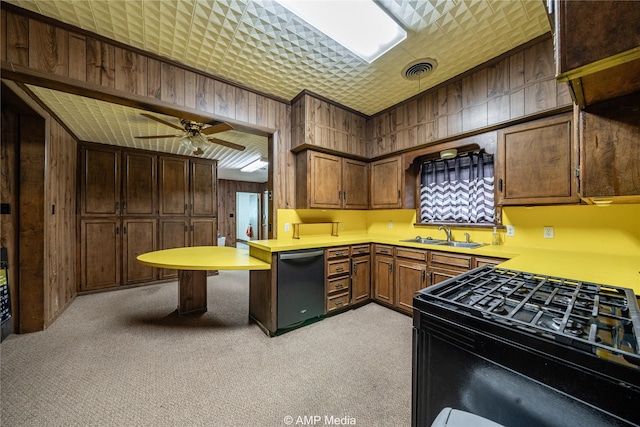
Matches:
[[419, 151, 495, 224]]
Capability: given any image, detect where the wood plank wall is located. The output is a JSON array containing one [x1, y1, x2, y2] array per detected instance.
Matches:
[[1, 82, 77, 332], [1, 5, 295, 225], [217, 179, 268, 247], [366, 37, 573, 158], [45, 119, 77, 326]]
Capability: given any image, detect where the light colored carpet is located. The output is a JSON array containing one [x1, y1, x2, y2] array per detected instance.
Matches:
[[1, 271, 412, 426]]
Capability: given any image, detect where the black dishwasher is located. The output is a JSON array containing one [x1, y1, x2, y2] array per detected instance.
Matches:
[[277, 249, 325, 332]]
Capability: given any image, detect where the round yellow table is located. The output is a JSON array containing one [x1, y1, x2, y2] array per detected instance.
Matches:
[[137, 246, 270, 315]]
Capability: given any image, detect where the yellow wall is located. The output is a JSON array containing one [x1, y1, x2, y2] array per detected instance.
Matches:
[[278, 204, 640, 256]]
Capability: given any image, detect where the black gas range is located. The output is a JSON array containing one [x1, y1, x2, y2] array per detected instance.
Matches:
[[412, 265, 640, 427]]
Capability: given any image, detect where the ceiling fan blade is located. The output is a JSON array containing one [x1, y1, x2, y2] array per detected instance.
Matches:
[[140, 113, 184, 131], [208, 138, 246, 151], [201, 121, 234, 135], [134, 134, 183, 139]]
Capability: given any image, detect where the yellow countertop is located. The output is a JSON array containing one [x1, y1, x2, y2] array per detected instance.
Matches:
[[249, 235, 640, 292], [137, 246, 271, 271]]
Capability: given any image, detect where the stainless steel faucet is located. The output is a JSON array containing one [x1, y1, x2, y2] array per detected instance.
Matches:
[[438, 225, 452, 242]]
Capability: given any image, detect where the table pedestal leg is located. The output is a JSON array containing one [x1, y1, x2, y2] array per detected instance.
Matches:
[[178, 270, 207, 315]]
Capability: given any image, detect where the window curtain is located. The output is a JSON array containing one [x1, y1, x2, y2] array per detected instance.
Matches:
[[419, 151, 495, 223]]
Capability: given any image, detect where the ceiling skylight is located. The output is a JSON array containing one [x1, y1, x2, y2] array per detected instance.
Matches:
[[276, 0, 407, 63]]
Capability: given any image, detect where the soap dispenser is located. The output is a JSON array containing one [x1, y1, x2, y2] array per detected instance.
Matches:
[[492, 227, 500, 245]]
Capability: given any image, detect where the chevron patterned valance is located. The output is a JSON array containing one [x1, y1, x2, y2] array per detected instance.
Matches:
[[420, 151, 495, 224]]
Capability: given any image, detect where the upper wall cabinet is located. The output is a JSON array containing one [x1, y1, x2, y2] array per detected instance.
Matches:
[[291, 92, 368, 158], [123, 151, 157, 216], [550, 0, 640, 108], [80, 145, 120, 216], [495, 112, 578, 206], [370, 156, 403, 209], [296, 150, 368, 209], [579, 92, 640, 203]]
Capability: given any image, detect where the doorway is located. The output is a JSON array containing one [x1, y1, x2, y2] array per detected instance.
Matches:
[[235, 192, 260, 249]]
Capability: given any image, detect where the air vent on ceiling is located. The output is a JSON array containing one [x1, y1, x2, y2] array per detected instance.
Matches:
[[402, 58, 438, 81]]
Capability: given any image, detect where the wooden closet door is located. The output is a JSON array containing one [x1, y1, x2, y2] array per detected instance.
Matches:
[[343, 158, 368, 209], [159, 219, 189, 279], [309, 151, 342, 209], [123, 152, 157, 216], [81, 146, 120, 216], [159, 156, 189, 216], [80, 219, 121, 290], [190, 159, 217, 216], [191, 218, 217, 247], [122, 218, 157, 285]]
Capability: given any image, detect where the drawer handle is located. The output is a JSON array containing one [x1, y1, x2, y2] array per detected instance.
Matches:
[[358, 248, 365, 253], [335, 282, 344, 288], [335, 251, 344, 256], [381, 249, 389, 254], [336, 266, 344, 271], [335, 299, 344, 305]]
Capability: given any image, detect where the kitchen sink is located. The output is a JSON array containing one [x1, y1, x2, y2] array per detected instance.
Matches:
[[400, 236, 486, 249], [400, 236, 446, 245], [437, 241, 486, 249]]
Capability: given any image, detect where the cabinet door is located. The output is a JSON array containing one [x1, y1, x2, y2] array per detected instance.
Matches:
[[395, 259, 428, 314], [309, 151, 342, 208], [123, 152, 156, 216], [580, 93, 640, 199], [190, 159, 217, 216], [159, 156, 189, 216], [373, 255, 394, 305], [80, 146, 120, 216], [370, 156, 402, 209], [351, 255, 371, 304], [191, 218, 217, 247], [80, 219, 121, 290], [431, 268, 464, 286], [496, 113, 578, 205], [159, 219, 189, 279], [343, 158, 369, 209], [122, 218, 157, 285]]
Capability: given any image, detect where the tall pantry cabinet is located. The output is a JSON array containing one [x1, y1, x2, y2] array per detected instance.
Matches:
[[78, 143, 217, 292]]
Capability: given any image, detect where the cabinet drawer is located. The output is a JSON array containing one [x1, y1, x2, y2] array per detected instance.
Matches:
[[326, 246, 350, 259], [375, 244, 394, 256], [474, 256, 506, 268], [327, 291, 350, 313], [327, 276, 350, 294], [429, 251, 472, 270], [327, 259, 350, 277], [396, 247, 427, 262], [351, 244, 370, 256]]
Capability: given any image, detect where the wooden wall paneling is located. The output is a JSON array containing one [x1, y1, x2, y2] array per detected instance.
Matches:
[[19, 114, 46, 332], [183, 70, 197, 110], [214, 80, 235, 119], [194, 74, 215, 114], [146, 57, 162, 99], [45, 120, 77, 324], [1, 9, 7, 61], [1, 109, 20, 330], [68, 34, 87, 81], [488, 94, 511, 125], [509, 50, 525, 89], [160, 62, 185, 106], [235, 86, 250, 123], [524, 79, 556, 116], [28, 19, 68, 77], [6, 12, 28, 66], [247, 90, 258, 126], [115, 47, 147, 96], [510, 89, 525, 119], [86, 38, 115, 88], [487, 57, 510, 98]]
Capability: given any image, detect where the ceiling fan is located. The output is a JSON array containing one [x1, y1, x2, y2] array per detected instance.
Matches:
[[135, 113, 245, 155]]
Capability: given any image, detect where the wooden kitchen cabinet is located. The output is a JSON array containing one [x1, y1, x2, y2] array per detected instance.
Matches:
[[159, 156, 190, 216], [429, 251, 473, 286], [550, 0, 640, 108], [496, 113, 578, 206], [296, 150, 368, 209], [578, 93, 640, 203], [325, 246, 351, 313], [80, 218, 121, 291], [123, 151, 157, 216], [373, 245, 394, 306], [80, 145, 120, 216], [473, 256, 507, 269], [190, 159, 217, 216], [350, 244, 371, 304], [191, 218, 217, 247], [370, 156, 402, 209], [159, 219, 189, 279], [122, 218, 157, 285], [395, 248, 428, 314]]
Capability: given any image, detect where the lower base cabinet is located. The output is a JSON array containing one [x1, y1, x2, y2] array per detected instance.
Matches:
[[373, 245, 395, 306], [351, 245, 371, 304], [395, 248, 428, 314]]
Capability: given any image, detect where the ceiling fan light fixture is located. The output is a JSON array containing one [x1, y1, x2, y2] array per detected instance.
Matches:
[[241, 158, 268, 173]]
